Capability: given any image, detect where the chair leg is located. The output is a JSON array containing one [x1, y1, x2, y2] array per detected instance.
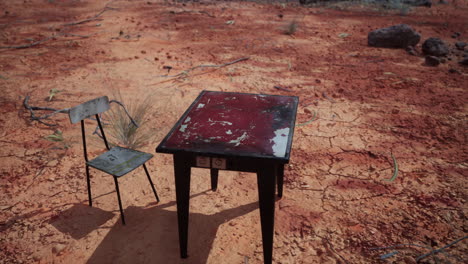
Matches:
[[143, 163, 160, 203], [85, 165, 92, 207], [113, 176, 126, 225]]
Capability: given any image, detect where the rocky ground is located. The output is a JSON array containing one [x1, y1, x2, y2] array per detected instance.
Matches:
[[0, 0, 467, 263]]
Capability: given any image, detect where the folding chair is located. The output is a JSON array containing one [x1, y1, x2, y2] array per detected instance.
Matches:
[[69, 96, 159, 225]]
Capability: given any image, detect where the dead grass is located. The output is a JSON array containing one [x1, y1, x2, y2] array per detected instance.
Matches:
[[103, 91, 156, 150]]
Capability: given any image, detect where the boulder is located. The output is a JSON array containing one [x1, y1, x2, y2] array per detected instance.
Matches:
[[368, 24, 421, 48], [402, 0, 432, 7], [422, 38, 449, 56], [455, 42, 466, 51]]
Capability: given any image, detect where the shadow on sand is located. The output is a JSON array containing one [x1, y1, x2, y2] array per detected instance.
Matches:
[[51, 190, 259, 263]]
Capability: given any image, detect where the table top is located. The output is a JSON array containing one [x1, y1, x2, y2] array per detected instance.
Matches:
[[156, 91, 298, 161]]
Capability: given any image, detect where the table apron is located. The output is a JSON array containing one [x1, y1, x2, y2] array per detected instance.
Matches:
[[173, 153, 286, 173]]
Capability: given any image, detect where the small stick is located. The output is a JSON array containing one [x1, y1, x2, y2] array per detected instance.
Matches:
[[322, 92, 336, 103], [274, 85, 292, 92], [63, 1, 118, 27], [156, 57, 249, 78], [384, 153, 398, 182], [297, 111, 317, 126]]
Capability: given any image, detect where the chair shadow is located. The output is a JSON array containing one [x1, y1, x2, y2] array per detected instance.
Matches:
[[49, 203, 115, 240], [86, 191, 259, 264]]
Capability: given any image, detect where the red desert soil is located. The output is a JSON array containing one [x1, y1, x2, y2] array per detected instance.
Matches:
[[0, 0, 467, 263]]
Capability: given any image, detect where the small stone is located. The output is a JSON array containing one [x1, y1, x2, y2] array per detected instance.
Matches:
[[451, 32, 461, 39], [425, 56, 440, 66], [448, 68, 460, 74], [406, 46, 418, 56], [52, 244, 66, 255], [439, 57, 446, 63]]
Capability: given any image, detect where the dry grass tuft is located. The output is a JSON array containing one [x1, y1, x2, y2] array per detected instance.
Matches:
[[104, 91, 156, 150]]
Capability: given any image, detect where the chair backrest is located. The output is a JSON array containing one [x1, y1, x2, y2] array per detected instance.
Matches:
[[69, 96, 110, 124]]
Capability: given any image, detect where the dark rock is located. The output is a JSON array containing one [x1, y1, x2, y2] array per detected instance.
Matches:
[[455, 42, 466, 51], [448, 68, 460, 74], [439, 57, 446, 63], [403, 0, 432, 7], [425, 56, 440, 66], [406, 46, 418, 56], [452, 32, 461, 38], [459, 58, 468, 66], [299, 0, 317, 5], [368, 24, 421, 48], [422, 38, 449, 56], [439, 0, 448, 3]]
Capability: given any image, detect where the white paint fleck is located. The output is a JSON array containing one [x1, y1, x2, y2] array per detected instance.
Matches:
[[208, 119, 233, 126], [197, 103, 205, 109], [271, 128, 289, 157], [228, 132, 248, 147], [179, 124, 188, 133], [184, 116, 191, 123], [226, 130, 233, 135]]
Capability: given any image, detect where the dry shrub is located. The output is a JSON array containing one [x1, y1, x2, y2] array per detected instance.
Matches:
[[104, 91, 155, 150]]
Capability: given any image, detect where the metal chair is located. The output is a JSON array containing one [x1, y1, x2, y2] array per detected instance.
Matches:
[[69, 96, 159, 225]]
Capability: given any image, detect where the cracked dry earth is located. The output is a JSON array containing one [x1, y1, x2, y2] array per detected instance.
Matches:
[[0, 0, 467, 263]]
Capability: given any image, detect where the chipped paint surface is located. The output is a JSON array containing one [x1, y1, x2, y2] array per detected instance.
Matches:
[[228, 132, 248, 147], [162, 91, 298, 159], [271, 128, 290, 157]]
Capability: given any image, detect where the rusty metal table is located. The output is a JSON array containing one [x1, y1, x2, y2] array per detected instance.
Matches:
[[156, 90, 298, 264]]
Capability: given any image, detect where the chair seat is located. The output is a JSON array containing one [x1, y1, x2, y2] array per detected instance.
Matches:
[[87, 146, 153, 177]]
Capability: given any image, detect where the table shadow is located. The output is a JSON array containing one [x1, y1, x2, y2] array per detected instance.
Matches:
[[86, 191, 259, 264]]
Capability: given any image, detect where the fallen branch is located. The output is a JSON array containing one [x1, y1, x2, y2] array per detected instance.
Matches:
[[63, 1, 117, 26], [170, 9, 215, 18], [23, 96, 70, 126], [0, 32, 95, 49], [416, 236, 468, 262], [156, 57, 249, 79], [0, 34, 63, 49]]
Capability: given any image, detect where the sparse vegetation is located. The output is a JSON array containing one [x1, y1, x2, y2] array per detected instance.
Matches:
[[48, 88, 61, 101], [103, 91, 156, 150], [284, 20, 298, 35]]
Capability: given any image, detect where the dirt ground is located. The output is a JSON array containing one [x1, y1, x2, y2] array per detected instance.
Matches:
[[0, 0, 467, 263]]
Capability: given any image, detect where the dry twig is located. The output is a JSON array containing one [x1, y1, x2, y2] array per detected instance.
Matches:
[[63, 1, 118, 26], [23, 96, 70, 126], [0, 32, 96, 49], [156, 57, 249, 79]]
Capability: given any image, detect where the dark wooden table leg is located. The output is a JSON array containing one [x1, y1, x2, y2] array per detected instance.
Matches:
[[173, 154, 191, 258], [210, 168, 219, 191], [257, 164, 277, 264], [277, 164, 284, 198]]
